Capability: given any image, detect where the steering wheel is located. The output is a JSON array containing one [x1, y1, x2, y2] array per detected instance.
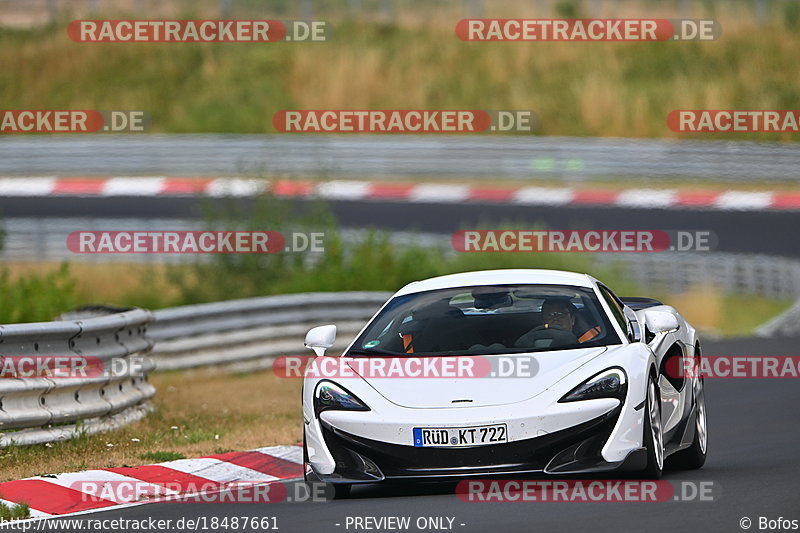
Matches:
[[516, 325, 579, 348]]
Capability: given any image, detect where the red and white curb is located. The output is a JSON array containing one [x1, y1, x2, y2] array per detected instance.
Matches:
[[0, 445, 302, 517], [0, 177, 798, 211]]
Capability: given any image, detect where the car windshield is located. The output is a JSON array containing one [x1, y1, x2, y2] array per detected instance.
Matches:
[[348, 283, 622, 356]]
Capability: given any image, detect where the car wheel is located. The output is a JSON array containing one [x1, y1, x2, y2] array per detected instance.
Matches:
[[667, 375, 707, 470], [643, 375, 664, 479]]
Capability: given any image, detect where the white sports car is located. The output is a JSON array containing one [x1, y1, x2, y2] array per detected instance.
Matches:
[[302, 269, 707, 497]]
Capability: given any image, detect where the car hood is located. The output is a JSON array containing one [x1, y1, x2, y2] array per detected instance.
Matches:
[[349, 347, 608, 409]]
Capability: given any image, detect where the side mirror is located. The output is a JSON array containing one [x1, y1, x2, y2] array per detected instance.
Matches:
[[304, 325, 337, 357], [643, 310, 680, 334]]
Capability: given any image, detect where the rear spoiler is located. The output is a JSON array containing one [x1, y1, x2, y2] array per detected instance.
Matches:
[[619, 297, 663, 311]]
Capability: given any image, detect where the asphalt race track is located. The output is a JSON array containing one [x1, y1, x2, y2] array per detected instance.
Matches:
[[32, 336, 800, 533], [1, 196, 797, 258]]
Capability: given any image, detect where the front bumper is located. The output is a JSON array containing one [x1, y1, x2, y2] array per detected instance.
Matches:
[[306, 406, 646, 484]]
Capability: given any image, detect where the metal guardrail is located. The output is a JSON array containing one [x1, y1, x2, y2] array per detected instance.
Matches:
[[0, 292, 386, 446], [2, 135, 800, 181], [2, 216, 799, 300], [149, 292, 390, 370], [0, 309, 155, 446], [594, 252, 800, 300], [0, 219, 448, 263], [0, 217, 199, 264]]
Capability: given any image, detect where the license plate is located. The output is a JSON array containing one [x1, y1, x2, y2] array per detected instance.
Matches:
[[412, 424, 508, 447]]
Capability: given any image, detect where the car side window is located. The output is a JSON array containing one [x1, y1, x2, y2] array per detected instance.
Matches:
[[597, 285, 630, 340]]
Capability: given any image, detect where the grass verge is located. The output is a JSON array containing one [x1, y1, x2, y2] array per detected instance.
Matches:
[[0, 14, 799, 140], [0, 500, 30, 521]]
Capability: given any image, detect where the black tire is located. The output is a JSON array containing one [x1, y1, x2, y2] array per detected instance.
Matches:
[[642, 375, 664, 479], [302, 432, 309, 478], [668, 375, 708, 470]]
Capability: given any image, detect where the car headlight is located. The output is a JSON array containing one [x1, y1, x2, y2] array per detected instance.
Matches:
[[558, 368, 627, 403], [314, 380, 370, 416]]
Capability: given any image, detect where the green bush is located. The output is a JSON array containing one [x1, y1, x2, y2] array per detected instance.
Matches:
[[0, 263, 79, 324]]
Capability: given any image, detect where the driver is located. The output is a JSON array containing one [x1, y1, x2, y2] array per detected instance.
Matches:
[[541, 298, 576, 332], [514, 298, 601, 348]]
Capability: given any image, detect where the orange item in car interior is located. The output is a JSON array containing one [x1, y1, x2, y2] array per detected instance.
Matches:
[[579, 326, 601, 343], [402, 333, 415, 353]]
